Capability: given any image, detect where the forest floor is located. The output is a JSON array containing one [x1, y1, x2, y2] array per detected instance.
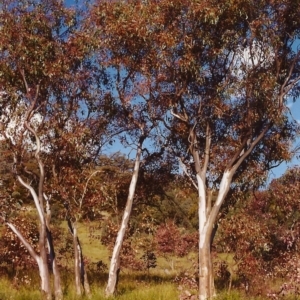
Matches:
[[0, 275, 279, 300], [0, 221, 295, 299]]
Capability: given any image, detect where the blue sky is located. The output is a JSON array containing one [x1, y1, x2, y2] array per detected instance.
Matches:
[[268, 100, 300, 181]]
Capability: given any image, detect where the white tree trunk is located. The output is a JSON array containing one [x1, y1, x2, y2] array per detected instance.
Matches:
[[198, 170, 232, 300], [37, 256, 52, 300], [12, 111, 53, 299], [76, 235, 91, 297], [52, 252, 63, 300], [6, 222, 52, 299], [73, 226, 82, 296], [45, 196, 63, 300], [66, 218, 91, 297], [105, 140, 142, 297]]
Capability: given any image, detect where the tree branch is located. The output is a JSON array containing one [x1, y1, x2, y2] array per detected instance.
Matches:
[[178, 157, 198, 190], [6, 221, 39, 263]]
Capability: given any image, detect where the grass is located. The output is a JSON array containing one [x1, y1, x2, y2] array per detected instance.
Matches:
[[91, 283, 178, 300], [77, 222, 109, 264], [0, 276, 179, 300], [2, 221, 298, 299], [59, 221, 109, 264], [2, 274, 299, 300], [0, 277, 41, 300], [215, 291, 266, 300]]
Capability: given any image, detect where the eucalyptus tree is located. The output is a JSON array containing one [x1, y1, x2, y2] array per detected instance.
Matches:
[[89, 2, 172, 293], [0, 0, 101, 298], [90, 0, 300, 299], [100, 67, 167, 296]]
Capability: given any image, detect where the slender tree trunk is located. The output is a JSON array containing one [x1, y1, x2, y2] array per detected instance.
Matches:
[[66, 218, 81, 296], [105, 138, 143, 297], [15, 174, 52, 299], [45, 196, 63, 300], [66, 218, 91, 297], [5, 221, 52, 299], [46, 228, 63, 300], [83, 266, 91, 297], [73, 226, 82, 296], [39, 224, 52, 300], [197, 172, 211, 300], [77, 236, 91, 297], [11, 99, 53, 299], [52, 253, 63, 300]]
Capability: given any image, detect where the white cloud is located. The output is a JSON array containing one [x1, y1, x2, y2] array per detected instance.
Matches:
[[232, 40, 275, 80], [0, 97, 43, 152]]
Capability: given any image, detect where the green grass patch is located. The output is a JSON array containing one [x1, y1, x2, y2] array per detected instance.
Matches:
[[59, 221, 109, 264], [0, 275, 289, 300], [0, 277, 41, 300], [65, 282, 178, 300], [114, 283, 178, 300], [77, 223, 109, 264], [215, 290, 268, 300], [0, 276, 178, 300]]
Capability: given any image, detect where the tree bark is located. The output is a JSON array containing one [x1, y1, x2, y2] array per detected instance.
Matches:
[[6, 221, 52, 299], [37, 255, 52, 300], [46, 228, 63, 300], [13, 175, 52, 299], [77, 237, 91, 297], [83, 265, 91, 297], [198, 241, 211, 300], [66, 218, 91, 297], [66, 218, 82, 296], [105, 137, 143, 297], [38, 218, 52, 300], [198, 170, 232, 300], [10, 96, 53, 299], [73, 226, 82, 296], [45, 195, 63, 300]]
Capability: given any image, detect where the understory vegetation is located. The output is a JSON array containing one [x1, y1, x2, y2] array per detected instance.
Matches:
[[1, 167, 300, 299]]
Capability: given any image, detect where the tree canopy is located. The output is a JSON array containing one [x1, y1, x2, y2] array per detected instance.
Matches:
[[0, 0, 300, 299]]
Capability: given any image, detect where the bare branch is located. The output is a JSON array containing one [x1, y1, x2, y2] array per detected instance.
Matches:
[[231, 123, 271, 174], [178, 157, 198, 191], [79, 170, 102, 209], [15, 154, 45, 226], [200, 123, 211, 180], [279, 52, 300, 107], [6, 221, 39, 263]]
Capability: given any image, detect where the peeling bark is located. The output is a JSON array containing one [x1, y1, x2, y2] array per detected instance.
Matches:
[[198, 171, 233, 300]]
